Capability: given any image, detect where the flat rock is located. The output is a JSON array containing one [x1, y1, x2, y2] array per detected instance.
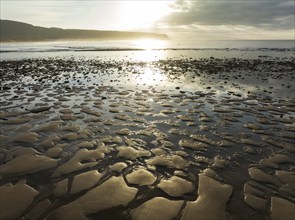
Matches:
[[46, 176, 138, 220], [52, 148, 104, 177], [13, 132, 39, 143], [110, 162, 128, 173], [0, 147, 59, 177], [179, 139, 208, 150], [244, 193, 267, 211], [30, 106, 51, 113], [0, 180, 38, 219], [248, 167, 281, 187], [147, 154, 189, 169], [70, 170, 103, 194], [157, 176, 194, 197], [35, 122, 61, 132], [181, 173, 233, 220], [131, 197, 183, 220], [271, 197, 295, 220], [115, 128, 131, 135], [126, 168, 156, 186], [117, 146, 150, 160]]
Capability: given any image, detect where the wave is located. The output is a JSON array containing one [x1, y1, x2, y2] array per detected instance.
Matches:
[[1, 46, 294, 53], [1, 40, 294, 53]]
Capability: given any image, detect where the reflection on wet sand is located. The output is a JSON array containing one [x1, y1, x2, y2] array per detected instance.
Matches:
[[136, 68, 166, 85], [0, 54, 294, 220]]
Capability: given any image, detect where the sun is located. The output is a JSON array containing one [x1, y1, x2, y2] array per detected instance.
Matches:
[[116, 1, 173, 30]]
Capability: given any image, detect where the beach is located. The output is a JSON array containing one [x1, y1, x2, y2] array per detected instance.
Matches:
[[0, 45, 295, 220]]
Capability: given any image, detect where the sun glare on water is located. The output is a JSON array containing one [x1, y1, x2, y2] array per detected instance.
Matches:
[[131, 39, 167, 62], [136, 68, 166, 85], [134, 39, 167, 50]]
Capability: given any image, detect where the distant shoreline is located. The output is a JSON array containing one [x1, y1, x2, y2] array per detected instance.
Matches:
[[0, 39, 168, 43], [1, 39, 294, 43], [0, 19, 169, 42]]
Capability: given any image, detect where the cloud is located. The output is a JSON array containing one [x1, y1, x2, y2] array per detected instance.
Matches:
[[1, 1, 113, 29], [159, 0, 294, 30]]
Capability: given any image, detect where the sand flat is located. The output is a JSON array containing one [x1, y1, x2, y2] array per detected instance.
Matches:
[[0, 52, 294, 219]]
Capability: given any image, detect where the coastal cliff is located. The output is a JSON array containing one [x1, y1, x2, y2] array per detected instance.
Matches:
[[0, 20, 168, 42]]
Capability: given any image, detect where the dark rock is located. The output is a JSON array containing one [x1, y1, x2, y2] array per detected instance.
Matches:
[[30, 106, 51, 113]]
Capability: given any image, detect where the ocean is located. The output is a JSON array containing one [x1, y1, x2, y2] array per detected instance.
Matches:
[[1, 39, 294, 60]]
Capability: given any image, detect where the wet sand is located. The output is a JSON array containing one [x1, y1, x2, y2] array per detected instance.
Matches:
[[0, 54, 294, 220]]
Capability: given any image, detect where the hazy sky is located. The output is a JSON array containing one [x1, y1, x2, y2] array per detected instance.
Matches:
[[1, 0, 294, 40]]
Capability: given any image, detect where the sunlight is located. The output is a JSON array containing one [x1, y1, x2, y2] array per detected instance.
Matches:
[[136, 68, 166, 85], [134, 39, 167, 50], [134, 50, 166, 62], [118, 1, 173, 30], [131, 39, 167, 62]]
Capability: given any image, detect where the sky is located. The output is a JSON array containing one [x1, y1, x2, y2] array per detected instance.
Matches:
[[1, 0, 294, 40]]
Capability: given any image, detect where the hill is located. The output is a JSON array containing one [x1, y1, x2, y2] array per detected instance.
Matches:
[[0, 20, 168, 42]]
